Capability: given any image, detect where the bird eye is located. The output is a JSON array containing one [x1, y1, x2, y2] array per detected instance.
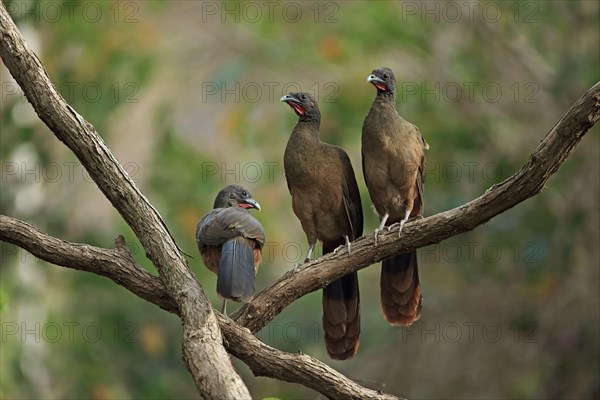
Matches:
[[242, 191, 248, 197], [383, 73, 389, 79], [301, 94, 307, 101]]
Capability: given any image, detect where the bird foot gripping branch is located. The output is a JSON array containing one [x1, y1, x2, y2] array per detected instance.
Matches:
[[333, 235, 352, 255], [373, 212, 390, 246]]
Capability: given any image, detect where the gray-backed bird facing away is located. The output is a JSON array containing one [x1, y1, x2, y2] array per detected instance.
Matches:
[[196, 185, 265, 314], [281, 92, 363, 360], [362, 67, 429, 326]]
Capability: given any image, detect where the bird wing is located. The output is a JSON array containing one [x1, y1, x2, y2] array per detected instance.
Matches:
[[196, 208, 265, 248], [337, 147, 364, 240], [412, 155, 426, 217], [413, 124, 427, 217], [411, 122, 430, 151]]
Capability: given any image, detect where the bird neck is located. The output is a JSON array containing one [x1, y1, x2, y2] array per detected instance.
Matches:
[[298, 111, 321, 125], [285, 119, 323, 179], [376, 89, 396, 104], [369, 91, 400, 119], [291, 118, 321, 145]]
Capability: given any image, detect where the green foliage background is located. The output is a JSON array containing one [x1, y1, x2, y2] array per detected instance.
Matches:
[[1, 1, 598, 399]]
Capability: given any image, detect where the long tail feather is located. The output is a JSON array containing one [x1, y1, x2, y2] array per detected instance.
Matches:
[[380, 250, 422, 326], [217, 238, 255, 303], [322, 242, 360, 360]]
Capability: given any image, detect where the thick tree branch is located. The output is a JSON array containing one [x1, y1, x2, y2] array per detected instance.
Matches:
[[0, 215, 398, 400], [218, 313, 398, 400], [231, 80, 600, 332], [2, 78, 597, 397], [0, 5, 249, 398], [0, 216, 178, 314], [1, 0, 597, 397]]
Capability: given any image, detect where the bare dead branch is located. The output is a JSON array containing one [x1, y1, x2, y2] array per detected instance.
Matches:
[[0, 216, 178, 314], [231, 80, 600, 332], [0, 215, 399, 400], [2, 75, 597, 396], [1, 1, 598, 398], [0, 5, 249, 398]]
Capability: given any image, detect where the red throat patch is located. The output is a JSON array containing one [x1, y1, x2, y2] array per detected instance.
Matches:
[[238, 203, 252, 209], [374, 82, 387, 91], [289, 102, 306, 116]]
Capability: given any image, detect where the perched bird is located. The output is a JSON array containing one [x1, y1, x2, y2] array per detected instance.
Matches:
[[196, 185, 265, 314], [281, 92, 363, 360], [362, 67, 429, 326]]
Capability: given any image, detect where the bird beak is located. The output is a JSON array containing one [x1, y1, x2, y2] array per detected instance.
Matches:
[[280, 94, 305, 116], [243, 198, 261, 211], [280, 94, 296, 103], [367, 74, 385, 83]]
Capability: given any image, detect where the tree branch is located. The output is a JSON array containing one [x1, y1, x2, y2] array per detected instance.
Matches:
[[0, 5, 249, 398], [2, 76, 597, 396], [231, 80, 600, 332], [0, 216, 178, 315], [0, 215, 399, 400], [1, 0, 598, 397]]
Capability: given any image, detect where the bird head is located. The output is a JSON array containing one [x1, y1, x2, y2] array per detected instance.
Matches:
[[280, 92, 321, 121], [214, 185, 261, 211], [367, 67, 396, 94]]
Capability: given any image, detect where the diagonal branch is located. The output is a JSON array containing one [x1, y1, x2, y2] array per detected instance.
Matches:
[[0, 5, 248, 398], [231, 80, 600, 332], [1, 0, 597, 397], [0, 216, 178, 315], [1, 78, 597, 397], [0, 215, 399, 400]]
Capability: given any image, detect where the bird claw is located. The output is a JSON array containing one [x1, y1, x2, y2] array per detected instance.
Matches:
[[374, 213, 390, 246], [290, 262, 303, 273], [398, 210, 411, 237], [345, 235, 352, 256], [373, 229, 381, 246], [333, 242, 352, 256], [303, 245, 314, 264], [398, 221, 406, 237]]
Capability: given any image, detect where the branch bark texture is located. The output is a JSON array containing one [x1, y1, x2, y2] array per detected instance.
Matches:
[[0, 5, 249, 399], [0, 215, 398, 400], [1, 1, 599, 398], [231, 80, 600, 332], [2, 79, 598, 396]]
